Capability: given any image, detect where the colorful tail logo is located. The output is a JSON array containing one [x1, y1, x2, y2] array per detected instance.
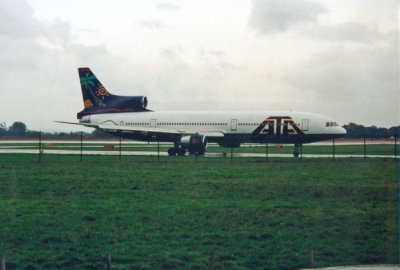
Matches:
[[79, 68, 108, 108]]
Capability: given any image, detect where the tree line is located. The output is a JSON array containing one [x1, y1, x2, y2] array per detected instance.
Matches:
[[343, 123, 399, 139], [0, 121, 399, 139], [0, 122, 114, 139]]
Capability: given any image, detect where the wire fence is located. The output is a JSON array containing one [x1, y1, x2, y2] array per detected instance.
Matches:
[[0, 133, 398, 162]]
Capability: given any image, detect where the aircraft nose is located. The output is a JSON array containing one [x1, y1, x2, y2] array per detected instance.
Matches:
[[339, 126, 347, 135]]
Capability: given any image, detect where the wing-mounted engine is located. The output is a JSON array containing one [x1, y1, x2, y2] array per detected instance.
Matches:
[[168, 134, 208, 156], [181, 134, 208, 155]]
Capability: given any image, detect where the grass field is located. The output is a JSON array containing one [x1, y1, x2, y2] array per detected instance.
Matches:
[[0, 155, 398, 270]]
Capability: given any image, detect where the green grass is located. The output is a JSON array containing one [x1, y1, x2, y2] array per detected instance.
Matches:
[[0, 156, 398, 270]]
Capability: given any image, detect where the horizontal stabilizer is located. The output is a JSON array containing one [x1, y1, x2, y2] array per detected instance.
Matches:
[[54, 120, 98, 128]]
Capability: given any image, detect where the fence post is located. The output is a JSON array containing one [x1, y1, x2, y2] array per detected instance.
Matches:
[[38, 131, 42, 161], [195, 132, 198, 162], [106, 253, 112, 270], [300, 143, 303, 161], [157, 138, 160, 162], [119, 136, 122, 162], [80, 132, 83, 161], [265, 143, 268, 162], [0, 254, 5, 270], [210, 249, 216, 270], [332, 139, 335, 160], [307, 249, 315, 268], [395, 135, 397, 159], [363, 135, 366, 160]]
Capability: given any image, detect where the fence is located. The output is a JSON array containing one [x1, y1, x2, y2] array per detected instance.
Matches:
[[0, 133, 398, 162]]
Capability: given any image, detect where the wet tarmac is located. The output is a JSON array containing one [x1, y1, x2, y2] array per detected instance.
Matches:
[[0, 140, 396, 146], [0, 148, 396, 159], [0, 140, 397, 158]]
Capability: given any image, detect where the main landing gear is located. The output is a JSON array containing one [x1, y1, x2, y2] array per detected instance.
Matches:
[[167, 147, 206, 156], [168, 144, 186, 156], [167, 143, 206, 156], [293, 143, 302, 157]]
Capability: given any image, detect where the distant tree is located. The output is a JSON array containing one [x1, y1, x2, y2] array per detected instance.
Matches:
[[364, 126, 378, 138], [389, 126, 400, 138], [92, 129, 116, 138], [8, 122, 27, 137], [64, 131, 93, 138], [376, 127, 390, 139], [0, 122, 7, 137], [343, 123, 393, 139], [343, 123, 365, 138], [58, 132, 69, 137], [26, 130, 40, 138]]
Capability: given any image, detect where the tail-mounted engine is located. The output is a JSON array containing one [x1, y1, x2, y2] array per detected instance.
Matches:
[[77, 67, 151, 119]]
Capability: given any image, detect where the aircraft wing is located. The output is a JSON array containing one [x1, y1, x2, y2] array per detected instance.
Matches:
[[98, 124, 225, 137], [55, 121, 225, 137]]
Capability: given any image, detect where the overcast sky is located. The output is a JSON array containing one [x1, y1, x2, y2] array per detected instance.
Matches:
[[0, 0, 398, 132]]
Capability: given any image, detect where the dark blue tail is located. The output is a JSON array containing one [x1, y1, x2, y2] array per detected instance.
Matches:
[[77, 67, 149, 119]]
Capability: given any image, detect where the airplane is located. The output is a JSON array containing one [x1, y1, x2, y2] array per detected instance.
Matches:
[[58, 67, 346, 157]]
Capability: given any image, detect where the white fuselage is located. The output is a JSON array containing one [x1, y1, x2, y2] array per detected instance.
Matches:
[[81, 111, 346, 144]]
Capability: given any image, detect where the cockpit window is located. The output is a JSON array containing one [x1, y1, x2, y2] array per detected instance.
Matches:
[[326, 122, 338, 127]]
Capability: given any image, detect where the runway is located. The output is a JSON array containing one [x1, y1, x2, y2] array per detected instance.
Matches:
[[0, 148, 396, 159], [0, 139, 397, 158], [0, 140, 397, 146]]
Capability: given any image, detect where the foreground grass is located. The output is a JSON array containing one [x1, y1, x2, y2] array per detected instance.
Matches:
[[0, 157, 398, 270]]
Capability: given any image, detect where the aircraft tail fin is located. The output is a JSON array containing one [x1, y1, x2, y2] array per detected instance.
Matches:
[[77, 68, 149, 119]]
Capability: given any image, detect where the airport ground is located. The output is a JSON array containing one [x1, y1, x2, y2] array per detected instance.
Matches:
[[0, 155, 398, 270], [0, 139, 398, 159]]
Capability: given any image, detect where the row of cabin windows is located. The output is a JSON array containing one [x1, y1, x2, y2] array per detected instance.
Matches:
[[126, 123, 147, 126], [238, 123, 258, 126], [126, 122, 228, 126], [124, 122, 303, 127], [124, 122, 260, 126], [157, 123, 228, 126]]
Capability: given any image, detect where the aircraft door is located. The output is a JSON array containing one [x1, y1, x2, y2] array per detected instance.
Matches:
[[150, 119, 157, 128], [302, 119, 309, 131], [230, 119, 238, 131]]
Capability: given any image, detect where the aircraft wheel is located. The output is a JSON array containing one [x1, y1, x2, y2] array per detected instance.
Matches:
[[177, 148, 186, 156], [168, 148, 177, 156], [293, 151, 300, 157]]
